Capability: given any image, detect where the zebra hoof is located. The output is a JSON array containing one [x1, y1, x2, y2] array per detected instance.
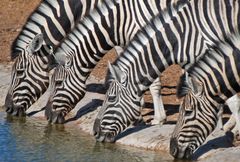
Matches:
[[150, 118, 166, 125]]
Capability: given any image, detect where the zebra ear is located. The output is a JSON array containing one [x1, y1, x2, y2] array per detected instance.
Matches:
[[28, 34, 44, 53], [108, 62, 127, 84]]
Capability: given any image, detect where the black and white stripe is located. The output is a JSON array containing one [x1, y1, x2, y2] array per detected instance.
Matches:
[[5, 0, 102, 116], [170, 33, 240, 159], [93, 0, 240, 143], [44, 0, 188, 124]]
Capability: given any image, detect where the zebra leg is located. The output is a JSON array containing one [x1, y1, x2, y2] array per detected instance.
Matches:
[[216, 104, 224, 130], [223, 115, 236, 132], [149, 77, 166, 125], [225, 94, 240, 139]]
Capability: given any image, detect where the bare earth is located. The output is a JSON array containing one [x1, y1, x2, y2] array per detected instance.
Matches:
[[0, 1, 240, 161]]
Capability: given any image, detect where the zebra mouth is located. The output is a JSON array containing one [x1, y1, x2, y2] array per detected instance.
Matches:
[[93, 118, 116, 143], [44, 101, 65, 124], [170, 137, 194, 159], [5, 93, 26, 117], [5, 103, 26, 117], [95, 132, 116, 143], [183, 146, 194, 159]]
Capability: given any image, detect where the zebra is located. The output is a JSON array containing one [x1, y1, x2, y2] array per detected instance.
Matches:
[[170, 33, 240, 159], [92, 0, 240, 143], [5, 0, 103, 116], [44, 0, 189, 124]]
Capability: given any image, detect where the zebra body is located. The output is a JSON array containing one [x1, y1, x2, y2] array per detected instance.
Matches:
[[45, 0, 188, 124], [170, 33, 240, 159], [93, 0, 240, 143], [6, 0, 103, 116]]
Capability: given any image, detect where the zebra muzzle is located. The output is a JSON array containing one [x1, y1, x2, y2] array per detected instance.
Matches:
[[170, 137, 179, 158]]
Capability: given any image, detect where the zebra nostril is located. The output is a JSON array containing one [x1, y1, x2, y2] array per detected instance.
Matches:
[[93, 130, 98, 137], [93, 118, 101, 137], [184, 146, 193, 159]]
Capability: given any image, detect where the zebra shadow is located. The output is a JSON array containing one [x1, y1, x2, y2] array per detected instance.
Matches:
[[191, 131, 234, 160], [114, 103, 179, 141], [27, 107, 46, 116], [65, 99, 103, 123], [66, 82, 105, 122], [114, 123, 153, 141], [86, 83, 106, 94]]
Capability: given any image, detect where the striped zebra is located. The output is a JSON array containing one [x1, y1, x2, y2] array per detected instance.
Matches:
[[93, 0, 240, 143], [170, 33, 240, 159], [5, 0, 103, 116], [44, 0, 189, 124]]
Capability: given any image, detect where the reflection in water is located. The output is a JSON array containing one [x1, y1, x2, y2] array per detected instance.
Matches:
[[0, 111, 173, 162]]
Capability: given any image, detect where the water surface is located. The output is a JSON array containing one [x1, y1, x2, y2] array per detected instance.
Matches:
[[0, 110, 173, 162]]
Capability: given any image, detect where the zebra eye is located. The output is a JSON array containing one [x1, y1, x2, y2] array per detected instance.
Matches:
[[108, 95, 117, 102], [16, 69, 25, 78], [184, 109, 193, 116], [55, 80, 63, 87]]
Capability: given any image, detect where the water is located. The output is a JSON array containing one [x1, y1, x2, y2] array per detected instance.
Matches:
[[0, 111, 173, 162]]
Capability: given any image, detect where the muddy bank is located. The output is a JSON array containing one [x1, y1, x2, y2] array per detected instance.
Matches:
[[1, 63, 240, 162]]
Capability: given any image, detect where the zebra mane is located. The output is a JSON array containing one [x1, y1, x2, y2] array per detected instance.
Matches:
[[104, 60, 120, 89], [104, 68, 113, 89], [176, 73, 191, 98]]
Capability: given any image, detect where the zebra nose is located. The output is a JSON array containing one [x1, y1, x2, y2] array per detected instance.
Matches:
[[4, 93, 26, 116], [170, 137, 179, 158], [44, 101, 53, 122], [5, 93, 14, 113], [93, 118, 101, 138]]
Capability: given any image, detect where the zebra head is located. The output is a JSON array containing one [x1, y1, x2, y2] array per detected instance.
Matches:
[[5, 34, 57, 116], [45, 51, 87, 124], [170, 72, 220, 159], [93, 63, 143, 142]]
